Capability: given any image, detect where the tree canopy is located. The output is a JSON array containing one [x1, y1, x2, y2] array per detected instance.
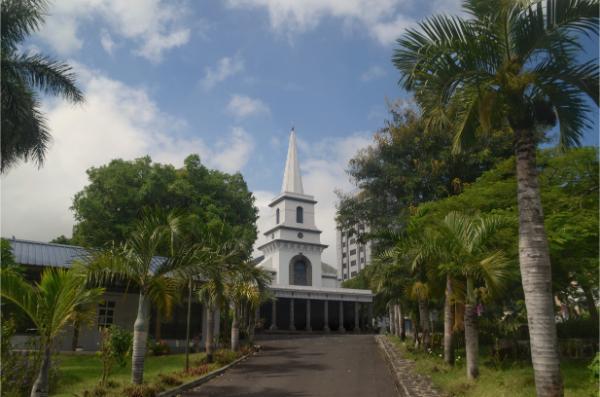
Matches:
[[71, 154, 258, 257]]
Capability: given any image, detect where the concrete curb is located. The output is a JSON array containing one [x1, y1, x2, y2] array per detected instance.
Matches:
[[157, 353, 250, 397], [375, 335, 410, 397]]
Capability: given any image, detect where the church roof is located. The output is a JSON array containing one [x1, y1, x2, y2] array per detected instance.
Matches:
[[281, 128, 304, 194]]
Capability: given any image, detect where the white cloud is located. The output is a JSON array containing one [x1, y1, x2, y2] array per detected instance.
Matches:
[[253, 132, 372, 266], [100, 30, 116, 55], [360, 65, 386, 81], [1, 65, 255, 242], [201, 55, 245, 90], [38, 0, 191, 62], [226, 94, 271, 118], [226, 0, 461, 45]]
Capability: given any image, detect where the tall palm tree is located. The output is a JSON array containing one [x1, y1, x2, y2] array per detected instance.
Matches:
[[226, 261, 272, 351], [393, 1, 598, 394], [87, 211, 198, 385], [439, 212, 512, 379], [1, 0, 84, 172], [0, 268, 104, 397]]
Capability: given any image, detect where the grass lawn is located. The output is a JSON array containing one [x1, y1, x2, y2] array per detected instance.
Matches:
[[388, 336, 597, 397], [52, 352, 207, 397]]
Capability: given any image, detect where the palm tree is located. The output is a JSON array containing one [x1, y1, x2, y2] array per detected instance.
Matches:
[[439, 212, 511, 379], [1, 0, 84, 172], [226, 261, 272, 351], [0, 268, 103, 397], [87, 211, 198, 385], [393, 1, 598, 394]]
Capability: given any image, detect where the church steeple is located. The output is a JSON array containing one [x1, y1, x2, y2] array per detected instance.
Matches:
[[281, 127, 304, 194]]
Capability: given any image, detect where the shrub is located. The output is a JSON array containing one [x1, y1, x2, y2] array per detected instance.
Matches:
[[147, 339, 170, 356], [157, 373, 183, 387], [214, 349, 239, 365], [77, 385, 107, 397], [589, 353, 600, 379], [1, 320, 60, 397], [183, 364, 212, 377], [121, 384, 160, 397], [98, 325, 133, 386]]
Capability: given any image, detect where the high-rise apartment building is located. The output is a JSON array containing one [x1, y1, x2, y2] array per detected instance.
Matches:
[[336, 223, 372, 281]]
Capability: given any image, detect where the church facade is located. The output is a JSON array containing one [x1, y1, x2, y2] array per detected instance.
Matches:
[[256, 129, 373, 332]]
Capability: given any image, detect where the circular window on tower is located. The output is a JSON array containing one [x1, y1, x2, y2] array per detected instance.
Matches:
[[297, 232, 304, 239]]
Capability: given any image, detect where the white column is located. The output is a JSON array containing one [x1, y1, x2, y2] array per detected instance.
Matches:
[[290, 298, 296, 331], [339, 301, 345, 332], [306, 299, 312, 331], [270, 300, 277, 330], [324, 300, 330, 332], [354, 302, 360, 333]]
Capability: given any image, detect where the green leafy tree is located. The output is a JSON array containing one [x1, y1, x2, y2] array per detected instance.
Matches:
[[71, 155, 258, 256], [393, 1, 598, 394], [1, 0, 84, 172], [0, 268, 104, 397]]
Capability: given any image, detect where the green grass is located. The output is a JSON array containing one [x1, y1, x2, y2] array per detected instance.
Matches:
[[388, 336, 598, 397], [52, 352, 207, 397]]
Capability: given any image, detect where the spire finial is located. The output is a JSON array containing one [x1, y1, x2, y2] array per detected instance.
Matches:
[[281, 127, 304, 194]]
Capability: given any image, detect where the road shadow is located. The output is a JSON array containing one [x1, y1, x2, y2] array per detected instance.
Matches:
[[184, 385, 309, 397]]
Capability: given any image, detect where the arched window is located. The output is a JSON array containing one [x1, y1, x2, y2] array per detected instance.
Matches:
[[296, 206, 303, 223], [293, 260, 308, 286], [276, 208, 280, 224]]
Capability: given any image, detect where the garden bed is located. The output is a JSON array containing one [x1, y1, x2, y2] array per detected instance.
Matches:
[[52, 349, 251, 397], [387, 335, 597, 397]]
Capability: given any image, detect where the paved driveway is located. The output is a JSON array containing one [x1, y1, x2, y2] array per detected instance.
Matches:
[[183, 334, 398, 397]]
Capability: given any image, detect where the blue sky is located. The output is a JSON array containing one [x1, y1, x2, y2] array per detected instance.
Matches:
[[2, 0, 598, 265]]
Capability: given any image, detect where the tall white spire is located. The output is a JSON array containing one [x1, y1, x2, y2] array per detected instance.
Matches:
[[281, 127, 304, 194]]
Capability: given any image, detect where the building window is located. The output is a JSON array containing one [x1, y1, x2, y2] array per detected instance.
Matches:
[[351, 260, 356, 267], [344, 274, 348, 280], [361, 257, 365, 264], [98, 300, 115, 328], [342, 252, 347, 258], [351, 271, 357, 277], [296, 206, 303, 223], [359, 246, 364, 252], [350, 238, 356, 244], [350, 249, 356, 256], [276, 208, 280, 224], [293, 260, 309, 285]]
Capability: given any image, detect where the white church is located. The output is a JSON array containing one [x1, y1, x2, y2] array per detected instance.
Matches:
[[256, 129, 373, 332]]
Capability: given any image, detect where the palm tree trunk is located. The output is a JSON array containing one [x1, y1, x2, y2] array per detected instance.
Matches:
[[71, 321, 80, 351], [205, 306, 215, 363], [444, 275, 455, 365], [582, 286, 598, 327], [515, 130, 562, 396], [389, 304, 395, 335], [464, 303, 479, 379], [248, 306, 257, 344], [397, 303, 406, 340], [30, 344, 51, 397], [231, 304, 240, 352], [131, 292, 150, 385], [418, 299, 431, 349], [185, 279, 192, 372]]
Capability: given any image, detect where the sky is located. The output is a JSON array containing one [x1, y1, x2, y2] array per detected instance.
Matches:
[[1, 0, 598, 266]]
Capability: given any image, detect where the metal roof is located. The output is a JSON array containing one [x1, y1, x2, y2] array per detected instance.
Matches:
[[7, 238, 166, 271], [9, 239, 89, 268]]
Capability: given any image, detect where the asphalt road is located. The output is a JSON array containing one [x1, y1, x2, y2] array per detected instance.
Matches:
[[182, 334, 398, 397]]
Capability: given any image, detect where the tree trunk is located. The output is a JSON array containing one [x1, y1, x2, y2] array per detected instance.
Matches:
[[418, 299, 430, 349], [582, 286, 598, 327], [205, 306, 215, 363], [397, 303, 406, 340], [389, 304, 395, 335], [515, 129, 563, 396], [131, 292, 150, 385], [154, 311, 161, 340], [412, 313, 420, 348], [248, 307, 257, 344], [71, 322, 80, 351], [464, 303, 479, 379], [444, 275, 455, 365], [184, 279, 192, 372], [30, 344, 51, 397], [231, 304, 240, 352]]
